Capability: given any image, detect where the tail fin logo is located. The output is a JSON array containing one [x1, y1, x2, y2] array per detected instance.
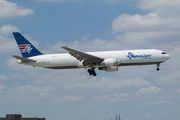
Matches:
[[18, 44, 33, 53]]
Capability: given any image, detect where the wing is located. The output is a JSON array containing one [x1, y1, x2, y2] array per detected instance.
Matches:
[[12, 55, 37, 62], [61, 46, 104, 67]]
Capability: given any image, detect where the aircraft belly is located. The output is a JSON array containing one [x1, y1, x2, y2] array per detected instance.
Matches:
[[118, 61, 162, 66], [45, 66, 79, 69]]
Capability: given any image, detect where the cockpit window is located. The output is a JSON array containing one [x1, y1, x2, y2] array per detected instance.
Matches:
[[162, 52, 167, 54]]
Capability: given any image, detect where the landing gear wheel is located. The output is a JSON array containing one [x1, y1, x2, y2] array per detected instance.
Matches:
[[88, 69, 92, 75], [87, 68, 97, 76], [92, 72, 97, 76], [156, 63, 160, 71]]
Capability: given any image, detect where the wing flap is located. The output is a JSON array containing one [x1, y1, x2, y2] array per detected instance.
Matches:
[[12, 55, 36, 62]]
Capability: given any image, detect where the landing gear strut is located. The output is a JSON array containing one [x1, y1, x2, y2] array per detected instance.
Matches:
[[156, 63, 160, 71], [87, 68, 97, 76]]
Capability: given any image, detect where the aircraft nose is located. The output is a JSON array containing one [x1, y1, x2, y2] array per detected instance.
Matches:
[[166, 54, 171, 60]]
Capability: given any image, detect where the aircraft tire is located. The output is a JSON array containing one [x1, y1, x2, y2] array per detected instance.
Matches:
[[91, 69, 97, 76], [87, 69, 97, 76], [93, 73, 97, 76], [156, 68, 160, 71], [88, 69, 93, 75]]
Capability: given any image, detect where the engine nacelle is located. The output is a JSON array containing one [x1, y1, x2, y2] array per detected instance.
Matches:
[[102, 58, 117, 67], [98, 66, 118, 72]]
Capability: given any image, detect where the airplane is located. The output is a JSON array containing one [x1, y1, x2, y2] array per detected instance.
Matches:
[[12, 32, 170, 76]]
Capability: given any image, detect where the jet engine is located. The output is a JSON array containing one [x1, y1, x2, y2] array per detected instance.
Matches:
[[98, 66, 118, 72], [102, 58, 117, 67]]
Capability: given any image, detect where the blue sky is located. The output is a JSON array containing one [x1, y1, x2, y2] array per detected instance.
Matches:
[[0, 0, 180, 120]]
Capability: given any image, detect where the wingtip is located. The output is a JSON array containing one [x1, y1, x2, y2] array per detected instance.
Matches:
[[11, 55, 20, 58], [11, 55, 16, 57], [61, 46, 68, 49]]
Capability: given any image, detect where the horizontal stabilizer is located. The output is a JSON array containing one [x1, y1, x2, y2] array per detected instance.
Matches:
[[12, 55, 36, 62]]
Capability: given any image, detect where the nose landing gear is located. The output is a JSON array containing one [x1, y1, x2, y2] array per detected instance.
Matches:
[[156, 63, 160, 71], [87, 68, 97, 76]]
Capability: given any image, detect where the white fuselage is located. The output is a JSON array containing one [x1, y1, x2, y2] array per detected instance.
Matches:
[[17, 49, 170, 71]]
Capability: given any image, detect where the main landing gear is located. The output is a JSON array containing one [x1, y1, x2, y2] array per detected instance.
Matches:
[[156, 63, 160, 71], [87, 68, 97, 76]]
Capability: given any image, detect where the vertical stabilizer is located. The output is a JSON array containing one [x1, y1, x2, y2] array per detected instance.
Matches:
[[13, 32, 43, 58]]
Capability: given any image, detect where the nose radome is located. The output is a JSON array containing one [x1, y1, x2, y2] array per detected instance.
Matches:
[[167, 54, 171, 60]]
